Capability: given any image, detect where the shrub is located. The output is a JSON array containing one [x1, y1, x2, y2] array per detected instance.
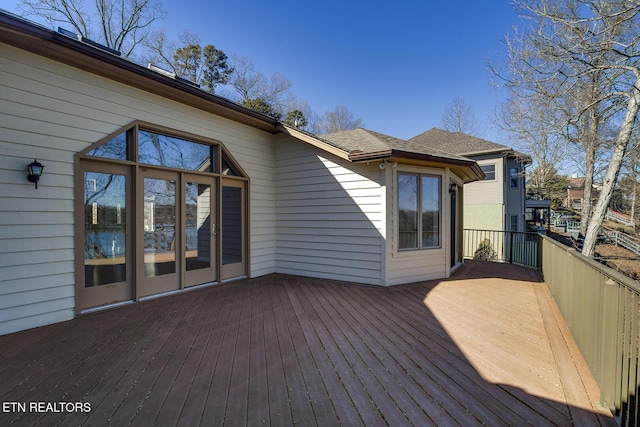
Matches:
[[474, 238, 497, 261]]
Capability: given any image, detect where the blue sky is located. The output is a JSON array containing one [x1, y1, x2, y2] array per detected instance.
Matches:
[[0, 0, 519, 143]]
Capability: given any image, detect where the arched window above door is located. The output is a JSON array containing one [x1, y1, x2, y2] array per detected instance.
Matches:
[[81, 121, 247, 179]]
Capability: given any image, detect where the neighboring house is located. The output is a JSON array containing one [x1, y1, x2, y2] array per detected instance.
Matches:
[[566, 176, 586, 209], [0, 12, 483, 335], [409, 128, 531, 233]]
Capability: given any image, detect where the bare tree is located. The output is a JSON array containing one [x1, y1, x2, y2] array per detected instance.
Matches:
[[283, 98, 317, 131], [493, 0, 640, 257], [313, 105, 364, 135], [441, 97, 480, 135], [19, 0, 165, 57], [227, 56, 293, 117], [496, 91, 567, 198]]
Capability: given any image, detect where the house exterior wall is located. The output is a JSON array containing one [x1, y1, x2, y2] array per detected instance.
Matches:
[[274, 138, 385, 285], [463, 205, 504, 231], [0, 42, 277, 335], [504, 156, 526, 232], [462, 156, 505, 231], [385, 166, 455, 285]]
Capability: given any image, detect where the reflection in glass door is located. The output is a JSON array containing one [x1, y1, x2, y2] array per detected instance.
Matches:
[[141, 174, 179, 296], [184, 177, 215, 286], [79, 165, 132, 310]]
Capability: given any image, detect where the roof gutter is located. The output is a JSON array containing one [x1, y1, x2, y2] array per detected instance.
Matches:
[[349, 148, 476, 167], [277, 124, 351, 161], [349, 149, 485, 183]]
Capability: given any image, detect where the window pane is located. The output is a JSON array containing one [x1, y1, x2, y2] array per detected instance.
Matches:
[[421, 175, 440, 247], [480, 164, 495, 181], [138, 129, 213, 172], [84, 172, 126, 287], [185, 182, 211, 271], [144, 178, 176, 277], [398, 174, 418, 249], [86, 132, 128, 160], [510, 168, 518, 187], [511, 215, 519, 232]]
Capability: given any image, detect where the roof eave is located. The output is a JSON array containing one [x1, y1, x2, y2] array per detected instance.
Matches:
[[349, 149, 485, 183], [278, 124, 351, 161]]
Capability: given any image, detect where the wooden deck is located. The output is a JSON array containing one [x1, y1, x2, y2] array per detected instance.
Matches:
[[0, 261, 616, 426]]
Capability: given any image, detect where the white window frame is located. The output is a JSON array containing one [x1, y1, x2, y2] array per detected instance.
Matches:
[[479, 163, 497, 181]]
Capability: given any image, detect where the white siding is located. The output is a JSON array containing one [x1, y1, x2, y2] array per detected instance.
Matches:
[[0, 43, 276, 334], [275, 138, 385, 285]]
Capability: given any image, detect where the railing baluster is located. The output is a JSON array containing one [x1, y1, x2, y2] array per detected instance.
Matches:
[[463, 229, 542, 269]]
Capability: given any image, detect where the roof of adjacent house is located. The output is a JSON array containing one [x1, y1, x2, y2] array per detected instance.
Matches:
[[567, 177, 586, 189], [409, 128, 531, 163]]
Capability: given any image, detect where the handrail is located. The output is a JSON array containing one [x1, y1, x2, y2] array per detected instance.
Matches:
[[541, 235, 640, 425]]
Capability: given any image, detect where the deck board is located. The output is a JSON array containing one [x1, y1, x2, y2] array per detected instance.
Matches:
[[0, 261, 616, 426]]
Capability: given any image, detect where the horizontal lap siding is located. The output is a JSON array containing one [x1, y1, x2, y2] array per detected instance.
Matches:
[[387, 250, 448, 285], [464, 158, 504, 206], [0, 43, 276, 334], [275, 140, 384, 285]]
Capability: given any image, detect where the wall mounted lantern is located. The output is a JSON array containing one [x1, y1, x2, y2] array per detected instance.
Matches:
[[27, 159, 44, 189], [449, 182, 458, 194]]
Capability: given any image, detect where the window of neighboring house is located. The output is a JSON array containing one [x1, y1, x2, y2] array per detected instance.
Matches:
[[398, 173, 441, 250], [510, 167, 519, 188], [510, 215, 519, 232], [480, 164, 496, 181]]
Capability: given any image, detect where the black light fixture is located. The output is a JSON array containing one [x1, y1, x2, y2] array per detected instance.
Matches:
[[449, 182, 457, 194], [27, 159, 44, 189]]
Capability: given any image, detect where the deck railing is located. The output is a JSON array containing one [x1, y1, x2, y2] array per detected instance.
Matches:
[[463, 229, 542, 269], [541, 235, 640, 426]]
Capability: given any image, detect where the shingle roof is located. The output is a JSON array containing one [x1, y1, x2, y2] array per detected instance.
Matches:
[[319, 128, 476, 164], [409, 128, 529, 161]]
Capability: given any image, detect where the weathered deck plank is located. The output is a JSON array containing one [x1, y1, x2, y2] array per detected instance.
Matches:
[[0, 261, 616, 426]]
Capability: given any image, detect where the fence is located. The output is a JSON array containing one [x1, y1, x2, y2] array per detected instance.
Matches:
[[541, 236, 640, 426], [463, 229, 541, 269], [607, 209, 636, 228], [602, 228, 640, 257]]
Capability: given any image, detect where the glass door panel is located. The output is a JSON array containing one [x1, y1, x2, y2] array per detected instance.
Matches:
[[140, 173, 180, 296], [184, 177, 215, 286], [144, 177, 177, 277], [78, 163, 132, 311], [84, 172, 127, 287]]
